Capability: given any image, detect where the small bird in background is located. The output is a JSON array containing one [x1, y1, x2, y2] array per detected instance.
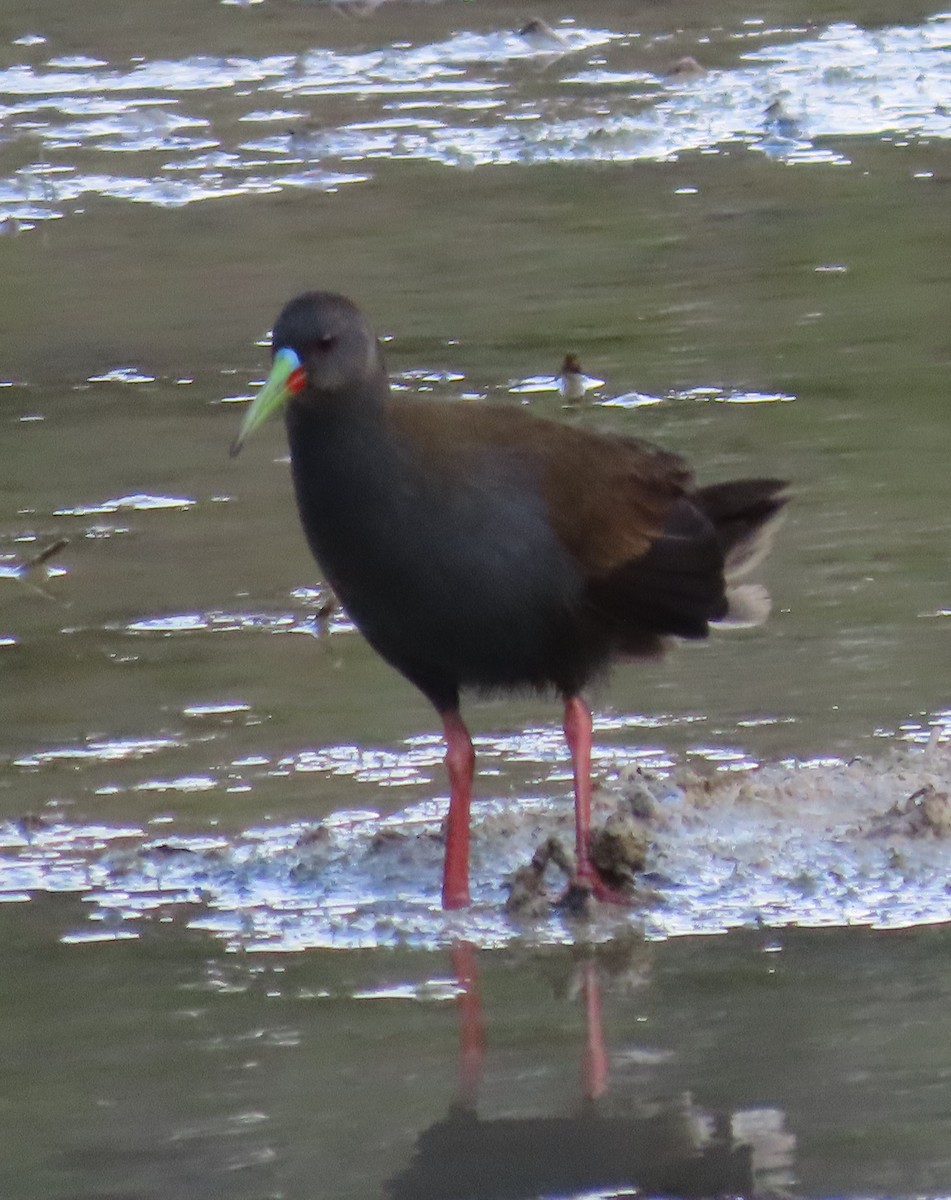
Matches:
[[558, 353, 587, 405]]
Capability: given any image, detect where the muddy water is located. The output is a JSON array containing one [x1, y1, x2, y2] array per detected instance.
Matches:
[[2, 1, 951, 1195]]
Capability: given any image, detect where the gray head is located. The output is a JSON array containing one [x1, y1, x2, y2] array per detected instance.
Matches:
[[273, 292, 382, 396], [230, 291, 385, 455]]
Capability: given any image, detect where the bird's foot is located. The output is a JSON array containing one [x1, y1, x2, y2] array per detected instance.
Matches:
[[506, 840, 640, 917], [556, 869, 636, 915]]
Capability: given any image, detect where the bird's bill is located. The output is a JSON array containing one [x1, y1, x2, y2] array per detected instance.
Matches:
[[229, 347, 304, 458]]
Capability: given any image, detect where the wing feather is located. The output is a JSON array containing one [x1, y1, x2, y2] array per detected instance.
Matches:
[[390, 400, 691, 575]]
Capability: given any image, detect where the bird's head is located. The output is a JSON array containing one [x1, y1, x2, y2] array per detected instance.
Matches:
[[230, 291, 383, 457]]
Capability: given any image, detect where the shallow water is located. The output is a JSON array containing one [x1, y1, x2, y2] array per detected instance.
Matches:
[[2, 0, 951, 1195], [6, 901, 951, 1199]]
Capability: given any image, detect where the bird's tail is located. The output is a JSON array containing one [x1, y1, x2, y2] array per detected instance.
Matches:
[[693, 479, 790, 628]]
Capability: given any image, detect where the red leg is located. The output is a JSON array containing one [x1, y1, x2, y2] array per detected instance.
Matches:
[[441, 710, 475, 909], [563, 695, 630, 905], [563, 695, 596, 884]]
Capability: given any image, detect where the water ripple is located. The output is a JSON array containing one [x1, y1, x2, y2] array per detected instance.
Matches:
[[1, 17, 948, 228]]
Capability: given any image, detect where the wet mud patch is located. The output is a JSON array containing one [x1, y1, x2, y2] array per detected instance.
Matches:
[[2, 735, 950, 951], [623, 735, 951, 937]]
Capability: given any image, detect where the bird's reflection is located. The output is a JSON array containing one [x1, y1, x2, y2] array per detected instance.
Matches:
[[387, 943, 794, 1200]]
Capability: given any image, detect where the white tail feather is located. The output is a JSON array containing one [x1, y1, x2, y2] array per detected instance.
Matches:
[[712, 583, 772, 629], [723, 508, 787, 581]]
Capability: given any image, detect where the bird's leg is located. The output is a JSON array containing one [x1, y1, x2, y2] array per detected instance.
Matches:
[[564, 695, 598, 883], [441, 710, 475, 909], [563, 695, 628, 904]]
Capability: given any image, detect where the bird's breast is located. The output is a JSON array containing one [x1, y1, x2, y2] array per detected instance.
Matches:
[[286, 411, 586, 690]]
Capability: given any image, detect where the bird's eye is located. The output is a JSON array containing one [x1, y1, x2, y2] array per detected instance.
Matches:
[[316, 334, 336, 351]]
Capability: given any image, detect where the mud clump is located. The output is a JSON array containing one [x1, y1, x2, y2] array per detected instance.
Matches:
[[506, 812, 652, 917], [589, 811, 649, 886], [868, 784, 951, 839], [505, 836, 574, 917], [613, 765, 664, 821], [295, 824, 332, 848]]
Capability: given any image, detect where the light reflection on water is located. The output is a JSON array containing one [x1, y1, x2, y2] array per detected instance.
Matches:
[[53, 492, 195, 516], [1, 17, 949, 228], [14, 736, 179, 767]]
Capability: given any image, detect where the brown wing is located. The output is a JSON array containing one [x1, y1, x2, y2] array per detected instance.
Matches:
[[388, 399, 692, 576], [535, 429, 692, 573]]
